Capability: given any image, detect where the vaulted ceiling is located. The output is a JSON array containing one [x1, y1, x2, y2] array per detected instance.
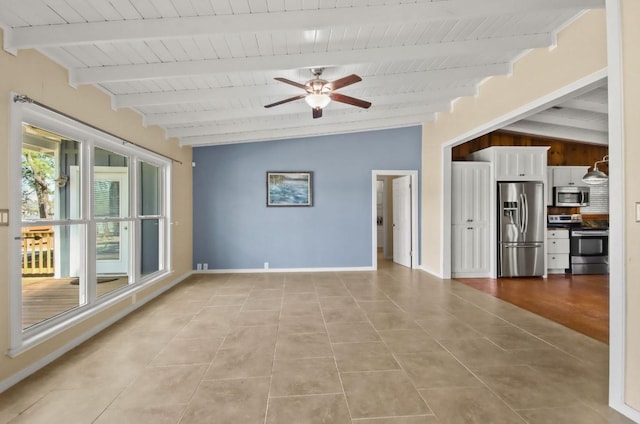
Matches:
[[0, 0, 605, 147]]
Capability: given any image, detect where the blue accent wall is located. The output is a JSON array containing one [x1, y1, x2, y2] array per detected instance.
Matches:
[[192, 126, 422, 270]]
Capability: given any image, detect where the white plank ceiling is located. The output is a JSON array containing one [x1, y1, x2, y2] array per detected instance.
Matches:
[[0, 0, 606, 147]]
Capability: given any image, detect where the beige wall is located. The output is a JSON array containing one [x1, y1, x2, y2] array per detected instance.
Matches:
[[621, 0, 640, 409], [0, 29, 193, 384], [420, 10, 607, 275]]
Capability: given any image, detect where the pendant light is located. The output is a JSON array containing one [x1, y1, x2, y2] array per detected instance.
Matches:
[[582, 155, 609, 185]]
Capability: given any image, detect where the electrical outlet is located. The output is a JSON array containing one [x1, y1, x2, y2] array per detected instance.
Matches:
[[196, 263, 202, 270], [203, 263, 208, 270]]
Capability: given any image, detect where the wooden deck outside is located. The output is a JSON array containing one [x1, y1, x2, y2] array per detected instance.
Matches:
[[22, 276, 129, 329]]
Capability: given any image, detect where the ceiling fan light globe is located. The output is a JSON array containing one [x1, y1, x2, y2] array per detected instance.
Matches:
[[305, 94, 331, 109]]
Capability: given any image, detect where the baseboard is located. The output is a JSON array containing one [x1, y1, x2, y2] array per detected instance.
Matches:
[[196, 266, 375, 274], [0, 271, 192, 394], [418, 265, 443, 279], [609, 401, 640, 423]]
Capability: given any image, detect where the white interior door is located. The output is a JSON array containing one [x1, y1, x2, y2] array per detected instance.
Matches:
[[393, 175, 412, 268]]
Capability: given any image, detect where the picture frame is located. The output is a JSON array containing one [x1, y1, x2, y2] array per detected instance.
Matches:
[[267, 171, 313, 207]]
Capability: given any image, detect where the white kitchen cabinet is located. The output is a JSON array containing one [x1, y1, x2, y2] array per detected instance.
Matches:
[[549, 166, 590, 187], [547, 228, 570, 274], [452, 225, 490, 276], [470, 146, 549, 181], [451, 162, 491, 277], [451, 162, 491, 226]]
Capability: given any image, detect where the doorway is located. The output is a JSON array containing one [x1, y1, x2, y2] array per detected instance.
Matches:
[[371, 170, 419, 270]]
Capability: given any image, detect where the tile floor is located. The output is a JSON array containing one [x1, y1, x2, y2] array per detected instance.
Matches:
[[0, 262, 635, 424]]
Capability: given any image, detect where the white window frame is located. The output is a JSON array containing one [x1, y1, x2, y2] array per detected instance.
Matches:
[[8, 97, 172, 356]]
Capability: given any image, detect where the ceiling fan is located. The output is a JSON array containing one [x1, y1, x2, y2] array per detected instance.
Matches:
[[264, 68, 372, 119]]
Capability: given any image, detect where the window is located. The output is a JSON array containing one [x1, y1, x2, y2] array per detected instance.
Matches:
[[10, 100, 171, 354]]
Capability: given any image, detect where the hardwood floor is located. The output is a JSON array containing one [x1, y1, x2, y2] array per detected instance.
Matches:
[[455, 274, 609, 343]]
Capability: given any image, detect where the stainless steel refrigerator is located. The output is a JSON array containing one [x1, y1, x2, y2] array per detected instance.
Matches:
[[498, 182, 545, 277]]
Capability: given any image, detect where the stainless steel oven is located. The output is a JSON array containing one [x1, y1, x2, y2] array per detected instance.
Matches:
[[570, 229, 609, 274]]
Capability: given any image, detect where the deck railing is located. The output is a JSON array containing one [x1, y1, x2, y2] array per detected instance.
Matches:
[[21, 227, 55, 276]]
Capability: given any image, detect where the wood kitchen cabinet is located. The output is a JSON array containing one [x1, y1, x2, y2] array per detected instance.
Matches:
[[451, 162, 491, 277], [470, 146, 549, 181]]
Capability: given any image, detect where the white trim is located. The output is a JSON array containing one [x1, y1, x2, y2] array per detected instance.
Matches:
[[442, 69, 608, 149], [371, 170, 420, 270], [439, 70, 607, 281], [197, 267, 374, 274], [419, 265, 444, 279], [0, 271, 191, 392], [605, 0, 632, 419], [9, 96, 173, 355]]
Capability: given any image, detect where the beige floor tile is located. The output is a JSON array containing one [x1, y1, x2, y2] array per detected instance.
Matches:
[[327, 322, 381, 343], [204, 348, 273, 379], [5, 269, 625, 424], [241, 297, 282, 311], [438, 338, 513, 371], [174, 320, 230, 339], [396, 351, 481, 389], [377, 329, 442, 354], [474, 365, 580, 409], [220, 325, 278, 352], [278, 315, 327, 335], [322, 305, 368, 323], [316, 284, 351, 295], [111, 364, 206, 408], [266, 394, 351, 424], [94, 404, 186, 424], [420, 386, 523, 423], [281, 302, 323, 318], [357, 300, 402, 314], [283, 292, 319, 303], [248, 288, 283, 299], [332, 342, 400, 372], [516, 405, 611, 424], [45, 347, 149, 390], [367, 312, 421, 331], [416, 317, 481, 340], [180, 377, 270, 424], [270, 357, 342, 396], [8, 387, 122, 424], [232, 309, 280, 326], [318, 296, 358, 308], [150, 336, 223, 366], [276, 332, 333, 359], [351, 416, 438, 424], [341, 370, 430, 419], [207, 294, 247, 306], [479, 325, 551, 350]]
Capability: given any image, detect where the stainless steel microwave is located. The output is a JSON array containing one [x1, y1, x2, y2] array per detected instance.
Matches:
[[553, 186, 590, 207]]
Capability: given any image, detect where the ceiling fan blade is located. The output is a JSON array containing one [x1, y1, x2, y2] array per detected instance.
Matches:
[[264, 94, 307, 108], [329, 92, 372, 109], [312, 107, 323, 119], [274, 77, 309, 91], [326, 74, 362, 91]]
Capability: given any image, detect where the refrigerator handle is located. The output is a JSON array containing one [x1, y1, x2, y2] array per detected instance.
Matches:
[[522, 193, 528, 236], [518, 193, 524, 234]]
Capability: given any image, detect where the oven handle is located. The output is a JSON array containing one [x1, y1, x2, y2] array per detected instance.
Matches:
[[572, 231, 609, 237]]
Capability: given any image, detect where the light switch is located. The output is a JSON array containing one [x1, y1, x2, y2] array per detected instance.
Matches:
[[0, 209, 8, 226]]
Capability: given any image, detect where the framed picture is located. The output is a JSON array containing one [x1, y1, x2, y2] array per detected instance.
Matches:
[[267, 171, 313, 207]]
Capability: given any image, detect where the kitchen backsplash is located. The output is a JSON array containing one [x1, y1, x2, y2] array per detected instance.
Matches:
[[581, 183, 609, 214]]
